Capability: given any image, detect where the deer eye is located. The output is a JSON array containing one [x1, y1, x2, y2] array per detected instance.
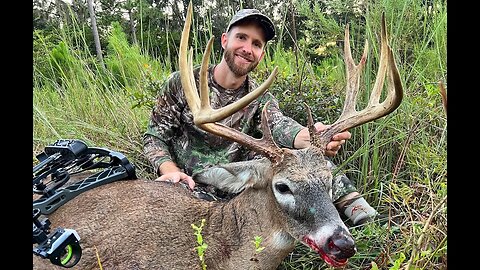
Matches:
[[275, 183, 292, 195]]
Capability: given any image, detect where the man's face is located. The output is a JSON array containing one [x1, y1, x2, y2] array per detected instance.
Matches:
[[222, 23, 266, 77]]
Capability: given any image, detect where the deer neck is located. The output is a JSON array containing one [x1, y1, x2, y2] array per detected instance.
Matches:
[[204, 184, 295, 269]]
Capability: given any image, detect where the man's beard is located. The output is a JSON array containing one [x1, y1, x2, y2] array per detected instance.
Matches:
[[224, 49, 259, 77]]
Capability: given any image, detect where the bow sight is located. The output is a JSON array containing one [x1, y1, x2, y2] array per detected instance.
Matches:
[[33, 139, 136, 268]]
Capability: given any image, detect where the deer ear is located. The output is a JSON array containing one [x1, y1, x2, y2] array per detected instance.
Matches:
[[192, 158, 272, 194]]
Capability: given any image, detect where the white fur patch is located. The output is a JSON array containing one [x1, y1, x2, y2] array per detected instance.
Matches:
[[273, 191, 295, 210], [269, 230, 294, 250], [310, 224, 336, 246], [308, 223, 349, 247]]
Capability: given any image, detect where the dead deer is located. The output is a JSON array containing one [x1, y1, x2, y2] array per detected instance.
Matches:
[[32, 3, 402, 269]]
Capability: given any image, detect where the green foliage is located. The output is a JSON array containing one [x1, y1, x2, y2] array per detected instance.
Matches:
[[33, 29, 62, 84], [191, 219, 208, 270], [49, 41, 76, 81], [253, 236, 265, 254], [249, 235, 266, 267], [389, 252, 406, 269], [104, 21, 171, 109], [33, 19, 159, 178], [254, 47, 344, 125], [296, 0, 347, 64]]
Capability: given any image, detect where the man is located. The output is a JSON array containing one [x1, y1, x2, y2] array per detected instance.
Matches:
[[143, 8, 377, 225]]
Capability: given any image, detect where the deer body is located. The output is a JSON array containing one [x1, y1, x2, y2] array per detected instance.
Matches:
[[33, 148, 349, 270]]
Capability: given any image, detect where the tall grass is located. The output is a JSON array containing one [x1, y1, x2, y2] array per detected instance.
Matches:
[[33, 19, 167, 178], [33, 0, 446, 269]]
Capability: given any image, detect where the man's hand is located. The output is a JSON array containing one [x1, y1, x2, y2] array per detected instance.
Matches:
[[314, 122, 351, 157], [156, 161, 195, 190], [155, 172, 195, 190]]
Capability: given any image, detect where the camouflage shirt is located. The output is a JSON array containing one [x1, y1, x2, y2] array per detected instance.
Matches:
[[143, 65, 304, 176]]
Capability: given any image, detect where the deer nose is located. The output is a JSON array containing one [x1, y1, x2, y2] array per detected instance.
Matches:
[[326, 229, 356, 259]]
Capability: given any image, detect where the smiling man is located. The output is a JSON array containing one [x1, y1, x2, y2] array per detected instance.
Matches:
[[143, 8, 378, 226]]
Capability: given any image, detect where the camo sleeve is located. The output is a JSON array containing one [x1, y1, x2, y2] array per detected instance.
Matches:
[[257, 92, 304, 148], [143, 72, 185, 175]]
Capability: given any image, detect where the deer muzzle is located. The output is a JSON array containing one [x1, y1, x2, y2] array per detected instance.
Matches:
[[303, 227, 356, 268]]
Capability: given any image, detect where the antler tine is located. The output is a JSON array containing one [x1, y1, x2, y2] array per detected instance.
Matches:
[[179, 2, 199, 115], [179, 1, 283, 164], [305, 103, 321, 147], [342, 24, 369, 118], [314, 13, 403, 150]]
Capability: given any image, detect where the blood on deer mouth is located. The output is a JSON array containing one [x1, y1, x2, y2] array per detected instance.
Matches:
[[303, 236, 348, 268]]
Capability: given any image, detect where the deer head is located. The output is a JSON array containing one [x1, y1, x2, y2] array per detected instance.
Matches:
[[179, 2, 402, 268]]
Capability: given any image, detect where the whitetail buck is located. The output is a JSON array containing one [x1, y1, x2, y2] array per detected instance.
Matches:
[[32, 3, 402, 269]]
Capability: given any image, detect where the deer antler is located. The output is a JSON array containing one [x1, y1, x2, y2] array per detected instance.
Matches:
[[311, 13, 403, 151], [179, 1, 283, 164]]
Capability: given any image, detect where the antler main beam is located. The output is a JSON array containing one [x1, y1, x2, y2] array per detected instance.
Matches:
[[179, 1, 283, 164], [313, 13, 403, 150]]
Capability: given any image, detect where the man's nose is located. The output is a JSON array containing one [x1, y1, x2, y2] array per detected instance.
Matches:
[[242, 43, 253, 55]]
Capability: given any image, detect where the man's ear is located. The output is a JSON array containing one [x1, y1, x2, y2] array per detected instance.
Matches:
[[221, 32, 228, 50]]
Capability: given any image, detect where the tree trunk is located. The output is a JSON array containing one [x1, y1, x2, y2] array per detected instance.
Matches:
[[87, 0, 105, 69], [128, 9, 137, 45]]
